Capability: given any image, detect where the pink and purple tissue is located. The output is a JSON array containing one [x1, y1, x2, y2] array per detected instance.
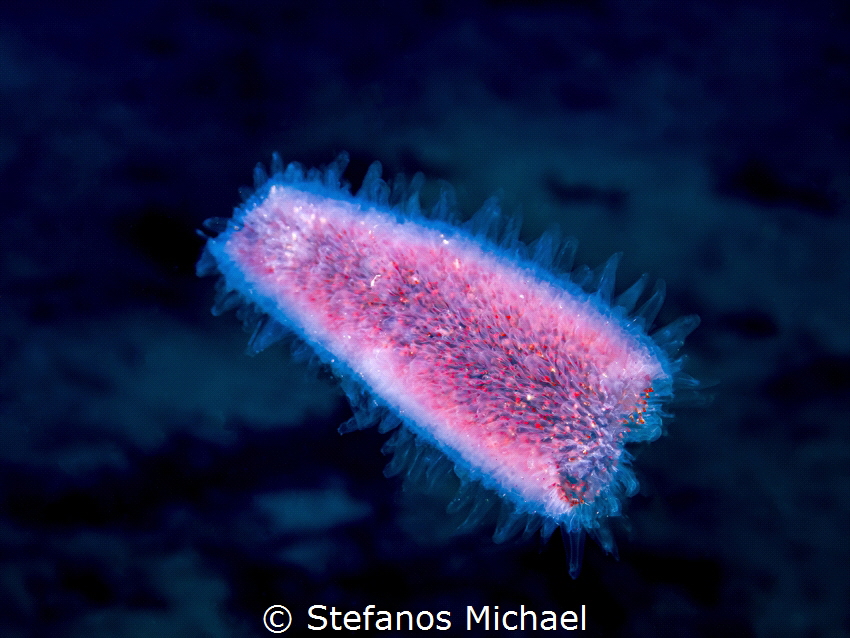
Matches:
[[198, 153, 698, 576]]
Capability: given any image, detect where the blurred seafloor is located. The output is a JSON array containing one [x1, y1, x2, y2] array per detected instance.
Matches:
[[0, 0, 848, 636]]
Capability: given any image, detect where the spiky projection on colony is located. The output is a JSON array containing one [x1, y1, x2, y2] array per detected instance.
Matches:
[[197, 152, 698, 577]]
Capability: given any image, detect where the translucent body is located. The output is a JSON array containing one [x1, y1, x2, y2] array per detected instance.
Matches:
[[199, 154, 698, 575]]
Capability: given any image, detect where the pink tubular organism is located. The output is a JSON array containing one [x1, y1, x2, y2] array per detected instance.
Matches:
[[198, 152, 699, 576]]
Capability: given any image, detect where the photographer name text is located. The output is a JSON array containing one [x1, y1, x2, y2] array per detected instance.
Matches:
[[303, 604, 586, 632]]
